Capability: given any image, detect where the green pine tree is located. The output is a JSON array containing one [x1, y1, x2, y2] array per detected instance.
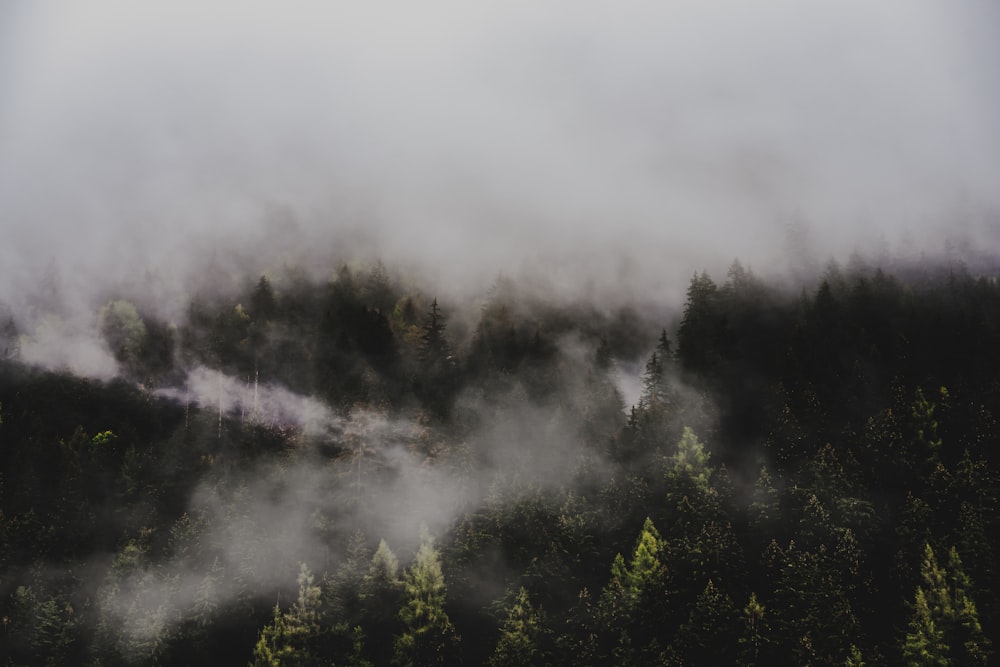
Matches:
[[904, 543, 990, 666], [738, 592, 770, 666], [251, 563, 324, 667], [392, 535, 460, 667], [671, 426, 711, 489], [490, 587, 546, 667], [598, 517, 670, 662], [675, 579, 739, 665]]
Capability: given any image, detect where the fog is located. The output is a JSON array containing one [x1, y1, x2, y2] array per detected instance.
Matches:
[[2, 1, 999, 327], [5, 4, 1000, 656]]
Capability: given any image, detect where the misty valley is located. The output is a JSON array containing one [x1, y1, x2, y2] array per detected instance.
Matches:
[[0, 258, 998, 665]]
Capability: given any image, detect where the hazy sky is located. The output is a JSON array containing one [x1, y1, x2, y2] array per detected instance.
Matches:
[[2, 1, 999, 314]]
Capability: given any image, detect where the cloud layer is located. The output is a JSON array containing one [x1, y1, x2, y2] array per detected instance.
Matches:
[[3, 1, 999, 320]]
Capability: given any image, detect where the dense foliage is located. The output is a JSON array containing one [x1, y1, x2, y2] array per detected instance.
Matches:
[[1, 259, 999, 665]]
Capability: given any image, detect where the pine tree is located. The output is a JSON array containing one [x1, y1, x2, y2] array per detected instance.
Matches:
[[903, 543, 989, 666], [749, 465, 781, 542], [31, 597, 75, 666], [677, 271, 722, 373], [420, 299, 452, 365], [769, 540, 858, 666], [393, 535, 460, 667], [325, 530, 371, 632], [360, 539, 403, 666], [364, 260, 395, 313], [345, 625, 374, 667], [251, 275, 277, 321], [490, 587, 545, 667], [554, 588, 598, 666], [252, 605, 294, 667], [641, 352, 664, 408], [946, 547, 989, 665], [416, 298, 457, 418], [251, 564, 324, 667], [904, 587, 948, 667], [625, 517, 669, 607], [670, 426, 711, 489], [738, 592, 770, 666], [598, 517, 670, 662], [675, 579, 739, 665], [911, 387, 946, 468]]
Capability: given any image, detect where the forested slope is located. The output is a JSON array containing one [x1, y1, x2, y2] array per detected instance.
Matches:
[[1, 259, 998, 665]]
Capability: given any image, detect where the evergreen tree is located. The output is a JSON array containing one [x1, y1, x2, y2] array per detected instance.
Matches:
[[420, 298, 452, 366], [640, 331, 673, 411], [749, 465, 781, 543], [946, 547, 989, 665], [251, 564, 324, 667], [360, 539, 404, 665], [364, 260, 395, 313], [489, 587, 546, 667], [670, 426, 711, 489], [252, 605, 295, 667], [598, 517, 671, 662], [904, 543, 990, 666], [325, 530, 371, 632], [345, 625, 375, 667], [31, 597, 75, 666], [904, 587, 949, 667], [393, 535, 460, 667], [675, 579, 740, 665], [640, 350, 664, 407], [677, 271, 723, 374], [553, 588, 598, 667], [416, 298, 457, 417], [739, 592, 770, 666], [250, 274, 277, 322], [769, 540, 859, 666]]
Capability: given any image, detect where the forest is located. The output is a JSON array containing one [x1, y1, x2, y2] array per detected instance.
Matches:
[[1, 256, 998, 666]]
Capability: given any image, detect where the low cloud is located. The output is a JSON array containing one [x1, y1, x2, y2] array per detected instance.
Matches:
[[2, 1, 999, 319]]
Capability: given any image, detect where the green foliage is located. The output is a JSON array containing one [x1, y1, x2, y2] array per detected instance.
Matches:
[[4, 260, 1000, 666], [845, 643, 865, 667], [490, 587, 546, 667], [91, 429, 116, 447], [768, 539, 859, 666], [346, 625, 374, 667], [251, 564, 324, 667], [911, 387, 945, 465], [670, 426, 711, 488], [905, 587, 949, 667], [904, 543, 990, 666], [739, 592, 770, 666], [393, 535, 460, 667], [368, 538, 400, 587], [749, 465, 780, 536], [675, 579, 739, 665], [598, 517, 671, 662]]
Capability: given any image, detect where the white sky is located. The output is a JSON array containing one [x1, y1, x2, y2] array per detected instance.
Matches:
[[2, 1, 999, 314]]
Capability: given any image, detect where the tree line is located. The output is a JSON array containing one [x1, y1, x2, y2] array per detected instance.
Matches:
[[1, 258, 998, 665]]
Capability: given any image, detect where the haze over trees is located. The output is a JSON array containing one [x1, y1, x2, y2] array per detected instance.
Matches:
[[3, 2, 999, 664], [1, 256, 998, 665]]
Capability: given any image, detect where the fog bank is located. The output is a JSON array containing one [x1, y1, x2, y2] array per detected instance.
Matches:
[[2, 1, 999, 322]]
